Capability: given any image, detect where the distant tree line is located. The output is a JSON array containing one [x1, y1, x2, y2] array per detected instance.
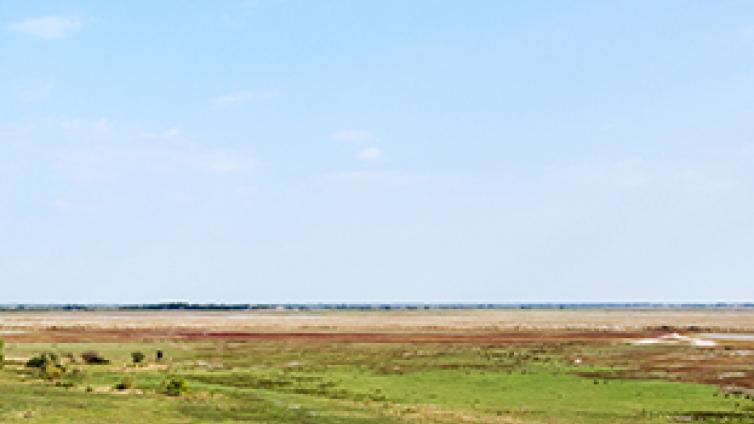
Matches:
[[1, 302, 754, 311]]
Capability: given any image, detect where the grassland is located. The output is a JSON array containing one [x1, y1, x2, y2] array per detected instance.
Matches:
[[2, 310, 754, 423]]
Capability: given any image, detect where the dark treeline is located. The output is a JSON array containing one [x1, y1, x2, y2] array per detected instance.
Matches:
[[1, 302, 754, 311]]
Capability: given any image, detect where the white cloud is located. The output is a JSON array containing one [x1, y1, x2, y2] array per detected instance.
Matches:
[[141, 127, 181, 140], [213, 90, 271, 108], [330, 129, 375, 144], [7, 16, 83, 40], [357, 146, 383, 162]]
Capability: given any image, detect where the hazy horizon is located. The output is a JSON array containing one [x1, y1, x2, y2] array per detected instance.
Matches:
[[2, 1, 754, 303]]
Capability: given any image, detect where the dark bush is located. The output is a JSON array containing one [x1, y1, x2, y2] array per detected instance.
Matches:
[[81, 351, 109, 365], [114, 376, 134, 390], [131, 351, 146, 364], [55, 381, 75, 388]]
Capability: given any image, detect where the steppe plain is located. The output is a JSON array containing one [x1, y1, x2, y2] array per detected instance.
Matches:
[[2, 309, 754, 423]]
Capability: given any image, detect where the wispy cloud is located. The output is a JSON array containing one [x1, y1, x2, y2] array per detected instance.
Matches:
[[221, 0, 263, 29], [7, 118, 255, 182], [16, 78, 56, 102], [357, 146, 383, 162], [738, 26, 754, 39], [141, 127, 181, 140], [60, 118, 112, 135], [213, 90, 272, 108], [330, 129, 375, 144], [561, 158, 739, 194], [320, 171, 437, 189], [191, 149, 256, 174], [240, 0, 260, 9], [7, 16, 84, 40]]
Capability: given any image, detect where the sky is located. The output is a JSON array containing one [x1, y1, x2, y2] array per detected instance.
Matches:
[[1, 1, 754, 303]]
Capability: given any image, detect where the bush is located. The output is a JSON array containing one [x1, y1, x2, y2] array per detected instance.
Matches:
[[25, 353, 66, 380], [55, 381, 75, 388], [114, 376, 134, 390], [162, 376, 188, 396], [131, 351, 146, 364], [41, 363, 65, 380], [80, 351, 109, 365], [0, 340, 4, 369], [26, 352, 59, 368]]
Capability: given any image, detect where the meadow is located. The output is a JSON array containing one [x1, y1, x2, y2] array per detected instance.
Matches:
[[1, 309, 754, 423]]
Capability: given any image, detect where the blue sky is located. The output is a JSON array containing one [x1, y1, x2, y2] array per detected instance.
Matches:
[[2, 1, 754, 303]]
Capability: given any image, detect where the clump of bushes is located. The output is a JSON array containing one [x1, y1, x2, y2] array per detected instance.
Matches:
[[80, 351, 109, 365], [162, 376, 188, 396], [131, 351, 146, 364], [26, 352, 58, 368], [0, 339, 4, 369], [25, 352, 66, 380]]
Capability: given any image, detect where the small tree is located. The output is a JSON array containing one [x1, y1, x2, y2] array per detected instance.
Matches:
[[131, 351, 146, 364], [0, 339, 4, 369], [162, 376, 188, 396]]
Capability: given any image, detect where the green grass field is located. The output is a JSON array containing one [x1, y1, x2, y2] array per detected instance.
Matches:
[[2, 339, 753, 423]]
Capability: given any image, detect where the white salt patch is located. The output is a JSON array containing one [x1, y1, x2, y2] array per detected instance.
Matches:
[[632, 333, 716, 347]]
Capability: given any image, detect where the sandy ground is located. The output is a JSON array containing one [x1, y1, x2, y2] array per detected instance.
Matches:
[[2, 309, 754, 342]]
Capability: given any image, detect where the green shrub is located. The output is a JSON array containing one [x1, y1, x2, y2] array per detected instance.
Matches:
[[131, 351, 146, 364], [41, 363, 65, 380], [0, 339, 4, 369], [162, 376, 188, 396]]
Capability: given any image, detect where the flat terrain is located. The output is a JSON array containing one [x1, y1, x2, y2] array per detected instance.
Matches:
[[2, 309, 754, 423]]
